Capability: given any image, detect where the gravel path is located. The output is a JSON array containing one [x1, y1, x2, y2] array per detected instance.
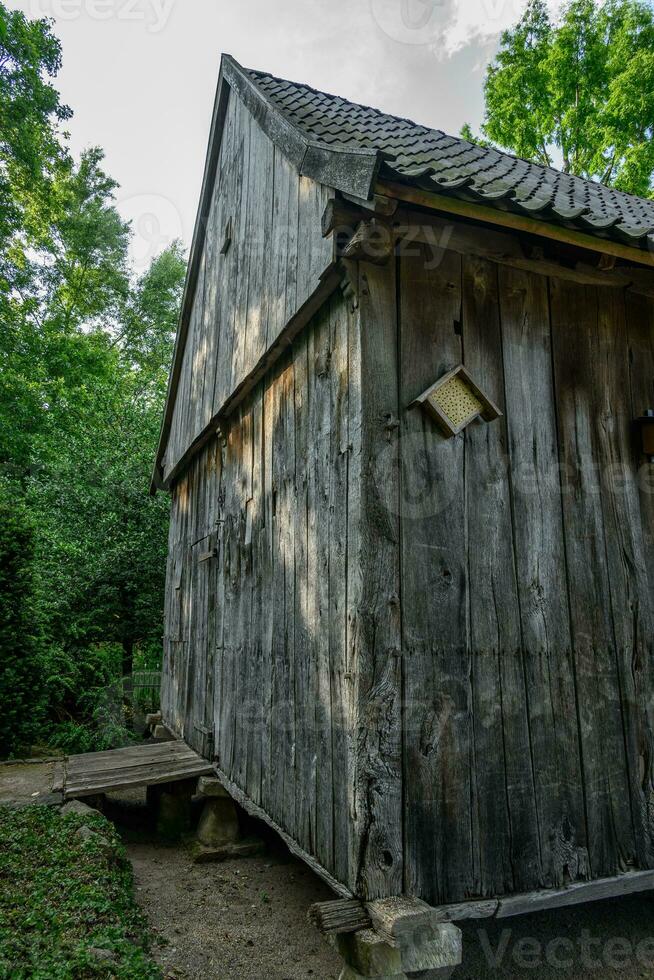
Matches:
[[125, 829, 654, 979], [126, 835, 343, 980]]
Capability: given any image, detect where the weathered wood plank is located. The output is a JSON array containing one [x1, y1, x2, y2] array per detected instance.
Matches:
[[270, 147, 299, 345], [308, 899, 371, 936], [246, 386, 265, 807], [312, 304, 334, 872], [593, 287, 654, 870], [550, 278, 636, 877], [344, 267, 363, 894], [211, 95, 245, 419], [429, 868, 654, 922], [293, 329, 313, 852], [280, 356, 297, 838], [330, 291, 352, 887], [64, 740, 213, 799], [162, 101, 334, 483], [462, 254, 540, 896], [232, 405, 252, 790], [497, 265, 588, 888], [269, 357, 294, 829], [354, 258, 403, 900], [399, 245, 475, 905], [66, 763, 213, 799], [260, 371, 275, 817]]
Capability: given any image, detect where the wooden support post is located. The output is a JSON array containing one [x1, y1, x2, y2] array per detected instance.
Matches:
[[342, 220, 394, 265]]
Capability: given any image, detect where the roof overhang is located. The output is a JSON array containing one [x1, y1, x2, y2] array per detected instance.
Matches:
[[377, 179, 654, 270]]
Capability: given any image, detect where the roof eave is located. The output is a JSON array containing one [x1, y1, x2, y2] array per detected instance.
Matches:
[[377, 177, 654, 269]]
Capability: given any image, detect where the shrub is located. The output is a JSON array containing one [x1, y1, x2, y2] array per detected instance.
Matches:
[[0, 490, 44, 758]]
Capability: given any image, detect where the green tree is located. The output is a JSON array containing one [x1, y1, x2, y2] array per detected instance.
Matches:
[[465, 0, 654, 196], [30, 245, 186, 680], [0, 148, 131, 481], [0, 6, 71, 285], [1, 0, 187, 754], [0, 491, 43, 757]]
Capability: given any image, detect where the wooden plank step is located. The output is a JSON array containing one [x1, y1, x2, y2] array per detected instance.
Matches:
[[66, 749, 200, 779], [63, 739, 214, 800], [65, 764, 213, 799], [67, 742, 192, 767], [66, 758, 213, 789]]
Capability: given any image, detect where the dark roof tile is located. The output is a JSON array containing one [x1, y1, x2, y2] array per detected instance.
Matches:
[[247, 65, 654, 251]]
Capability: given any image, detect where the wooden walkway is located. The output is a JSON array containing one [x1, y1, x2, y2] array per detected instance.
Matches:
[[57, 740, 213, 800]]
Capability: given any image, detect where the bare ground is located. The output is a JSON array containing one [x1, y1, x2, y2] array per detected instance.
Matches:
[[109, 791, 343, 980], [127, 838, 343, 980]]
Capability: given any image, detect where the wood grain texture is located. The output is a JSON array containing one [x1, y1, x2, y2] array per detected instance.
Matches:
[[550, 278, 635, 877], [497, 265, 587, 889], [399, 244, 476, 905], [64, 742, 213, 800], [462, 255, 538, 896], [353, 259, 403, 900], [163, 95, 333, 482], [164, 293, 357, 884], [162, 217, 654, 906]]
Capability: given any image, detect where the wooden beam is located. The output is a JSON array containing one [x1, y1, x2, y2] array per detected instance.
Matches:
[[367, 897, 446, 945], [428, 869, 654, 923], [322, 199, 363, 238], [389, 209, 654, 294], [342, 219, 394, 265], [377, 179, 654, 269], [308, 899, 372, 936]]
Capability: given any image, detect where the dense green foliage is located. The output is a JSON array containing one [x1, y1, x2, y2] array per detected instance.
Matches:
[[0, 806, 160, 978], [463, 0, 654, 195], [0, 5, 71, 267], [0, 500, 43, 758], [0, 5, 186, 757]]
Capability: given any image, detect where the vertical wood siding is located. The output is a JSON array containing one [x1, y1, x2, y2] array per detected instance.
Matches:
[[163, 291, 361, 891], [162, 231, 654, 905], [397, 247, 654, 905], [163, 91, 334, 482]]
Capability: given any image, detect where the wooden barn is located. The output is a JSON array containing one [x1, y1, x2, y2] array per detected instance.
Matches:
[[152, 54, 654, 969]]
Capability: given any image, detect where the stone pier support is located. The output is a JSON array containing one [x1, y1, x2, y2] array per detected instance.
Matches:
[[190, 776, 264, 863]]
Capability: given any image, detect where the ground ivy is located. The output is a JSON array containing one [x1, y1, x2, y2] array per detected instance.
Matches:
[[0, 805, 161, 979]]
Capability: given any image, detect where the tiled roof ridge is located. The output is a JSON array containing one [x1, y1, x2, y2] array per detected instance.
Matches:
[[248, 66, 654, 212], [245, 62, 654, 249]]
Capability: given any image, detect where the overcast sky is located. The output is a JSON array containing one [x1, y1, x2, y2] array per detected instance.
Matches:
[[8, 0, 561, 270]]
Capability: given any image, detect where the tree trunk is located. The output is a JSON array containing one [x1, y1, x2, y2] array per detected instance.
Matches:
[[122, 638, 134, 678]]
